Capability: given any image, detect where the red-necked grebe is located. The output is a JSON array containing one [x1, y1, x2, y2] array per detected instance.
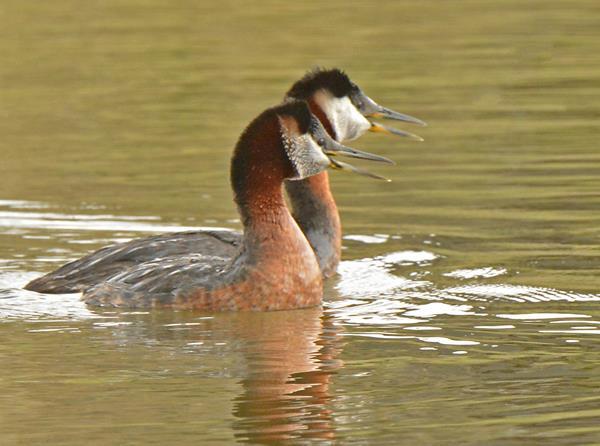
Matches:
[[25, 69, 425, 294], [81, 101, 388, 310], [284, 68, 425, 276]]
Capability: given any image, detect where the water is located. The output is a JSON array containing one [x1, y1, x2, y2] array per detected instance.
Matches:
[[2, 0, 600, 444]]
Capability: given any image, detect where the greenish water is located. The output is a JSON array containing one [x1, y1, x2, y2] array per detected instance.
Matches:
[[2, 1, 600, 444]]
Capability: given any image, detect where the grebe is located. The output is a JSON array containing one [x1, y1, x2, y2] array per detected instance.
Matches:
[[25, 68, 424, 293], [82, 101, 386, 310], [284, 68, 425, 276]]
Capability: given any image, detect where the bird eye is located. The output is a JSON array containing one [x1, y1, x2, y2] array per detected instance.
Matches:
[[317, 138, 326, 146]]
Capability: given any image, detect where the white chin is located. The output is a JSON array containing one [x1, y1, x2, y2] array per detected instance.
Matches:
[[325, 96, 371, 142]]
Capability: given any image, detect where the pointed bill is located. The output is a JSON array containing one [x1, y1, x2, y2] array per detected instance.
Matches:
[[324, 140, 395, 164], [369, 122, 424, 141], [351, 89, 427, 127], [310, 116, 395, 164], [369, 106, 427, 127], [329, 158, 391, 181]]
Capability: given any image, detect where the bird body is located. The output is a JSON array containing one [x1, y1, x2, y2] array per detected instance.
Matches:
[[78, 100, 389, 309], [25, 69, 426, 308]]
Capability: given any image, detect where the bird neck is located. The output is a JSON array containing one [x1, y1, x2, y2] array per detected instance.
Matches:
[[232, 164, 323, 303], [284, 98, 341, 277], [285, 173, 341, 278], [230, 120, 318, 270]]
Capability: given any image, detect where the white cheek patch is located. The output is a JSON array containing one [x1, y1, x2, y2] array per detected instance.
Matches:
[[281, 131, 330, 180], [320, 95, 371, 142]]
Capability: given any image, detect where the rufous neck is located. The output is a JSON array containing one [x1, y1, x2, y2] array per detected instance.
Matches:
[[231, 115, 293, 227], [308, 98, 338, 141], [236, 180, 288, 226]]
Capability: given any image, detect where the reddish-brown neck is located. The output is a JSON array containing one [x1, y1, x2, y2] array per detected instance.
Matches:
[[232, 118, 293, 226], [230, 114, 320, 266], [308, 98, 337, 140], [226, 116, 324, 311]]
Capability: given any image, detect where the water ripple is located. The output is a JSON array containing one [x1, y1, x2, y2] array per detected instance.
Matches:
[[2, 200, 600, 359], [444, 267, 507, 279], [443, 284, 600, 302]]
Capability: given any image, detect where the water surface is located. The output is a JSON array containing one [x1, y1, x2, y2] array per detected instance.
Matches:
[[2, 1, 600, 444]]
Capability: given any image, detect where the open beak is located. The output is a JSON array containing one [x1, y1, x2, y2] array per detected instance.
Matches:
[[353, 89, 426, 140], [358, 91, 426, 127], [318, 134, 393, 181], [367, 105, 427, 127]]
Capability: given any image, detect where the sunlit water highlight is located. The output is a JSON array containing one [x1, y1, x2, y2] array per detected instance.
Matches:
[[2, 203, 599, 416]]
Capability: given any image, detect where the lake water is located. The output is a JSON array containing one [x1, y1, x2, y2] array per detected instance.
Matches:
[[1, 1, 600, 444]]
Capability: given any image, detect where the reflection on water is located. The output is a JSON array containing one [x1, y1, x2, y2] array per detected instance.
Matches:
[[2, 0, 600, 443], [232, 310, 342, 444]]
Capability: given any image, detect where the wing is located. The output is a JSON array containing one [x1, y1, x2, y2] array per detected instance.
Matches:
[[25, 230, 241, 293], [82, 252, 233, 308]]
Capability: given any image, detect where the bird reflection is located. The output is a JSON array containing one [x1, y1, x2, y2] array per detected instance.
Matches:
[[71, 304, 344, 443], [230, 307, 343, 444]]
